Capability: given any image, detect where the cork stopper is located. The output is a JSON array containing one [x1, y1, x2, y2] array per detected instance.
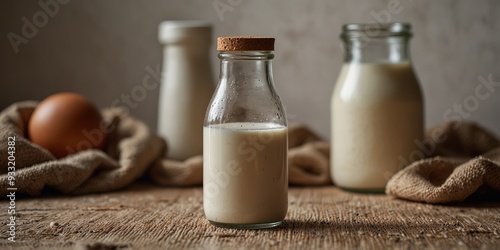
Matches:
[[217, 36, 275, 51]]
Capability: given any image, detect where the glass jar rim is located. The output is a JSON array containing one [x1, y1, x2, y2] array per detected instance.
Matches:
[[341, 22, 412, 39], [218, 51, 274, 60]]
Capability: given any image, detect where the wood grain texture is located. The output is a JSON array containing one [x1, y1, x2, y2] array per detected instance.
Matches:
[[1, 184, 499, 249]]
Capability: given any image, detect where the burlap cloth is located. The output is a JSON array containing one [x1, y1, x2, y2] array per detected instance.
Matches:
[[386, 121, 500, 203], [0, 102, 330, 196]]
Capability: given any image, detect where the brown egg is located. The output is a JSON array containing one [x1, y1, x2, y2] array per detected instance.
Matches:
[[28, 92, 107, 158]]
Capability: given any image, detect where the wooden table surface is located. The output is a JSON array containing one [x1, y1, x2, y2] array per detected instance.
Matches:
[[1, 183, 499, 249]]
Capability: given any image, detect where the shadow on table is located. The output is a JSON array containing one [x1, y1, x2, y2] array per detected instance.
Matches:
[[387, 194, 500, 208], [17, 181, 193, 200]]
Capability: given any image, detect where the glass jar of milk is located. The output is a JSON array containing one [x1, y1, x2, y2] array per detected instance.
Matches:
[[331, 23, 424, 193], [204, 36, 288, 229]]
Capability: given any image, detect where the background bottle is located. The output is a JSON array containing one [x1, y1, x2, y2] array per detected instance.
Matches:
[[157, 21, 215, 160], [331, 23, 424, 193]]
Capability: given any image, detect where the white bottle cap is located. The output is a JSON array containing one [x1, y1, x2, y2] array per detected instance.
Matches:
[[158, 20, 212, 44]]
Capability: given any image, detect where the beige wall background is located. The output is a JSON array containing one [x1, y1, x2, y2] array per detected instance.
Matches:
[[1, 0, 499, 139]]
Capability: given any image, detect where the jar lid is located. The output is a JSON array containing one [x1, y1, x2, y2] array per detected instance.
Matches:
[[217, 36, 275, 51], [158, 20, 212, 44]]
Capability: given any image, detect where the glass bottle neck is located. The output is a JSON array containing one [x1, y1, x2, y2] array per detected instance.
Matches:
[[206, 51, 286, 126], [219, 51, 274, 82], [343, 36, 411, 64]]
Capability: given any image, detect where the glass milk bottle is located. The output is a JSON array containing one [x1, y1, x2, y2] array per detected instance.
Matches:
[[204, 37, 288, 229], [157, 21, 215, 160], [331, 23, 424, 193]]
